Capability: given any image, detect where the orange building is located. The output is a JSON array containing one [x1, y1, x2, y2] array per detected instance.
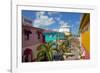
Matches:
[[79, 13, 90, 59]]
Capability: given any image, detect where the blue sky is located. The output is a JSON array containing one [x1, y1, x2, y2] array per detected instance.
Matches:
[[22, 10, 82, 35]]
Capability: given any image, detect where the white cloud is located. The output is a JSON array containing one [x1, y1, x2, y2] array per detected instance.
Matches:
[[59, 21, 64, 25], [59, 20, 70, 27], [55, 17, 61, 21], [33, 11, 55, 28], [52, 28, 59, 31], [48, 12, 60, 16], [36, 11, 45, 19]]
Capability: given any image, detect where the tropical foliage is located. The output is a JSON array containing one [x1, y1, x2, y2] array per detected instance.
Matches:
[[36, 35, 81, 61], [36, 42, 57, 61]]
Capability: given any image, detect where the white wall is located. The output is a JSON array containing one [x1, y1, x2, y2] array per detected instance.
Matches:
[[0, 0, 100, 73]]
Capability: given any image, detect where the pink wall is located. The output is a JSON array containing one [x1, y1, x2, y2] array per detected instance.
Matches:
[[22, 26, 45, 48], [22, 25, 44, 59]]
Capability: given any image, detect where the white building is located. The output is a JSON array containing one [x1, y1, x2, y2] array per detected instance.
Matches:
[[59, 22, 71, 36]]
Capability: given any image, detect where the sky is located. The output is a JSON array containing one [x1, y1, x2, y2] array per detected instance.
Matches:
[[22, 10, 83, 35]]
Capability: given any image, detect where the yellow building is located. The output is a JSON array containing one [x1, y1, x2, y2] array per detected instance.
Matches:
[[79, 13, 90, 59]]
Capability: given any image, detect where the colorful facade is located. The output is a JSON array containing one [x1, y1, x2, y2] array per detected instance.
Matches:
[[22, 17, 45, 62], [43, 32, 65, 42], [79, 13, 90, 59]]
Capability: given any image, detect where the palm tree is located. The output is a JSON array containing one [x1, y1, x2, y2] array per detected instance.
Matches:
[[36, 42, 53, 61], [59, 41, 70, 52]]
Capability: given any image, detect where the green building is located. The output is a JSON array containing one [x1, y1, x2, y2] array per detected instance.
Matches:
[[43, 32, 65, 42]]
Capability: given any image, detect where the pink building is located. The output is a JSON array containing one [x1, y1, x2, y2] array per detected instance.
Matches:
[[22, 17, 45, 62], [22, 25, 45, 48]]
